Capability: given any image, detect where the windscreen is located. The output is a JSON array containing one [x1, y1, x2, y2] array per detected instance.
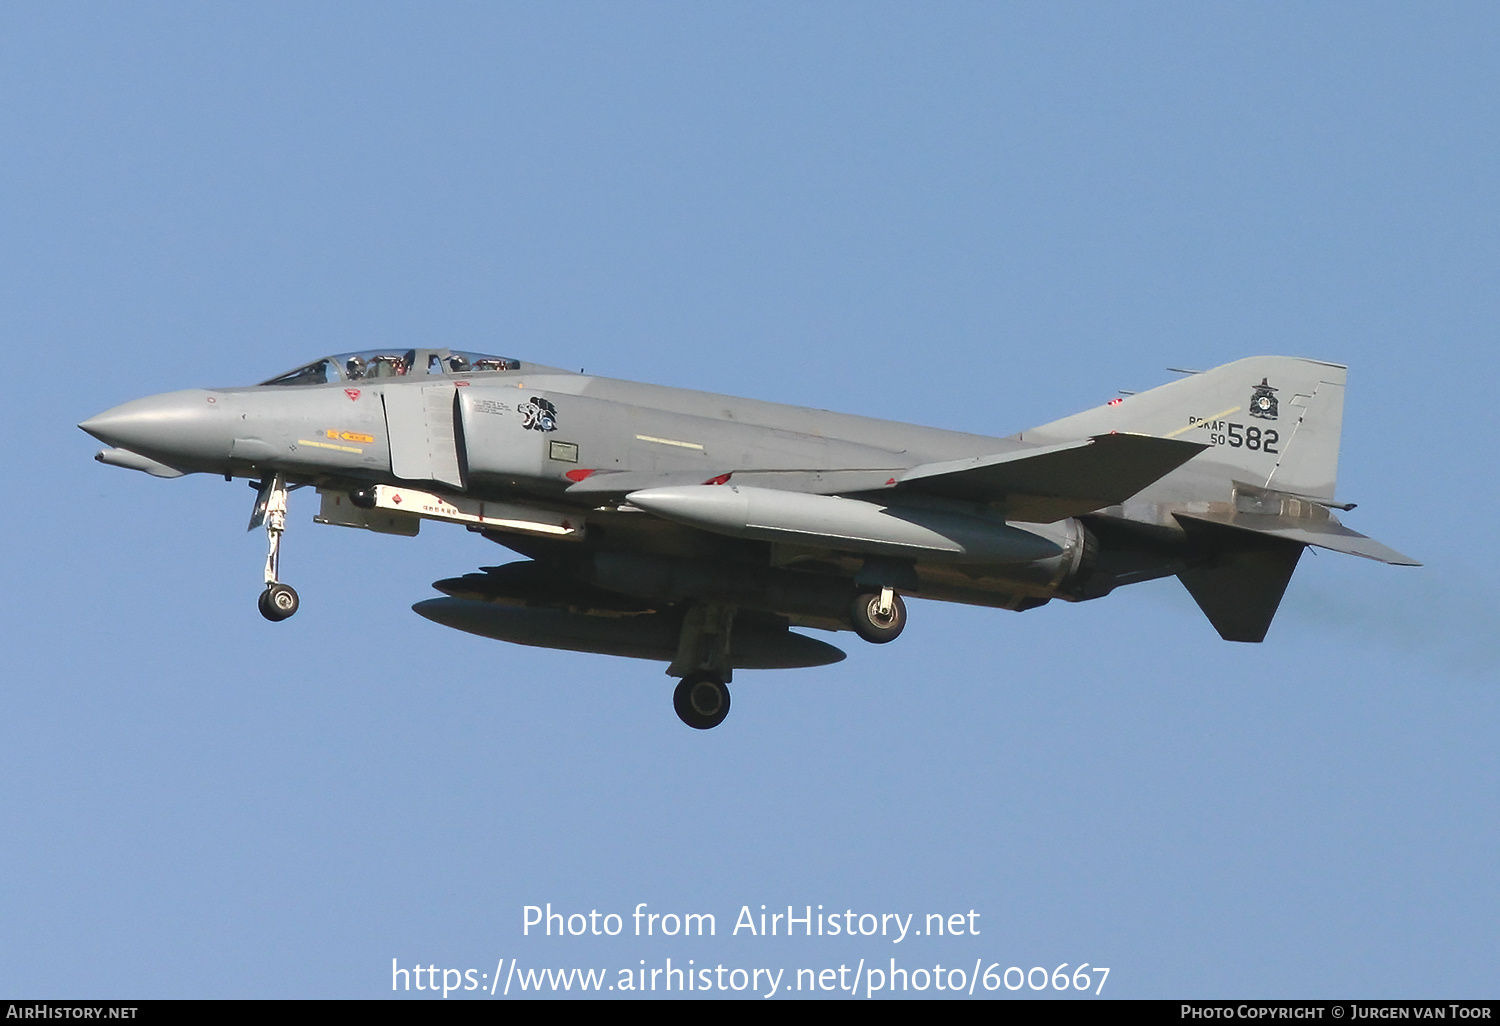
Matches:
[[261, 349, 520, 385]]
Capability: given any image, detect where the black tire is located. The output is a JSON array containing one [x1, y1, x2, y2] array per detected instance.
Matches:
[[673, 673, 731, 730], [851, 591, 906, 643], [259, 583, 299, 622]]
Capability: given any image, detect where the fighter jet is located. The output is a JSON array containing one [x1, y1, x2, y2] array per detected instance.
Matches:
[[80, 350, 1416, 729]]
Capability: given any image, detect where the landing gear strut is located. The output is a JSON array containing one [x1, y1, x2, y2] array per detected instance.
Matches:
[[668, 604, 735, 729], [851, 587, 906, 643], [251, 474, 299, 621], [673, 672, 731, 730]]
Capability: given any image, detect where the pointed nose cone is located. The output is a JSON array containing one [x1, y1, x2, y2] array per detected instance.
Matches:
[[79, 390, 233, 471]]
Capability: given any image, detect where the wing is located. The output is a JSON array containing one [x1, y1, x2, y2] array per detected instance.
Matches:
[[883, 433, 1208, 522], [576, 433, 1207, 523]]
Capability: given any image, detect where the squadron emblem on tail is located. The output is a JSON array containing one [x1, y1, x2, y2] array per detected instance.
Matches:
[[1249, 378, 1279, 420]]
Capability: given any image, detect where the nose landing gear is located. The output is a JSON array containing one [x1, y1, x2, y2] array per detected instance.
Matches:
[[251, 474, 300, 621], [258, 582, 299, 620]]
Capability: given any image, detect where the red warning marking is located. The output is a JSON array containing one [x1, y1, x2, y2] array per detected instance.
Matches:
[[454, 381, 469, 386], [345, 389, 361, 401], [886, 478, 897, 486], [564, 468, 597, 482], [703, 473, 732, 486], [1107, 397, 1123, 406], [391, 493, 403, 504]]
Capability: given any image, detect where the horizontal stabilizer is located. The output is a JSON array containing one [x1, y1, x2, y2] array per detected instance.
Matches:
[[1175, 510, 1419, 566], [893, 433, 1207, 522], [1178, 539, 1304, 643]]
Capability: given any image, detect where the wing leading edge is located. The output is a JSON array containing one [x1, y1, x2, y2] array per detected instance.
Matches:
[[885, 433, 1208, 522]]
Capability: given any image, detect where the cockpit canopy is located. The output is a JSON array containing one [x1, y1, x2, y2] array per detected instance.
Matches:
[[260, 349, 521, 387]]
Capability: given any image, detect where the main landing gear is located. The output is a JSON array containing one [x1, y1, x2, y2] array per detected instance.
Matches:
[[668, 604, 734, 730], [662, 588, 907, 729], [251, 474, 300, 622], [851, 587, 906, 643], [673, 672, 731, 730]]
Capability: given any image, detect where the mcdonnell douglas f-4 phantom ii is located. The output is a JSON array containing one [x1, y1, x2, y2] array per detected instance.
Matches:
[[81, 351, 1416, 729]]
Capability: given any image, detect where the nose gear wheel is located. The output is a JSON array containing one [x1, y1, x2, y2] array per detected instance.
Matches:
[[258, 582, 300, 621]]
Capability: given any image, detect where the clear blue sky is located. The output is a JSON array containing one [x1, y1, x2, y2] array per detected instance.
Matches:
[[2, 2, 1496, 998]]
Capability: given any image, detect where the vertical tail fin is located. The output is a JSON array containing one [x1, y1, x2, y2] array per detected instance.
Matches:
[[1021, 356, 1377, 642], [1022, 357, 1347, 500]]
